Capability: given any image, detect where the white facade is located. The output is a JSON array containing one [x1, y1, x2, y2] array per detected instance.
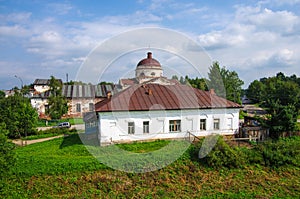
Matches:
[[33, 85, 50, 93], [96, 108, 240, 144]]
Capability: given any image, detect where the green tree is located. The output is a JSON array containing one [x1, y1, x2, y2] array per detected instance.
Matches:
[[264, 100, 298, 139], [207, 62, 225, 97], [0, 90, 5, 98], [185, 76, 208, 90], [208, 61, 244, 103], [0, 123, 16, 177], [0, 93, 38, 138], [171, 75, 179, 80], [46, 76, 68, 119], [246, 80, 266, 103]]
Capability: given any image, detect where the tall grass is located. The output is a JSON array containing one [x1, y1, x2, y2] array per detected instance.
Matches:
[[1, 135, 300, 198]]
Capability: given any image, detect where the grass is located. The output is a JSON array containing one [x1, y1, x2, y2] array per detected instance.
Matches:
[[37, 118, 84, 127], [1, 134, 300, 198]]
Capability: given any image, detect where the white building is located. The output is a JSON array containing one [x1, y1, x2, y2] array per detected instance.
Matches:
[[85, 52, 241, 145], [89, 83, 241, 145], [118, 52, 179, 89]]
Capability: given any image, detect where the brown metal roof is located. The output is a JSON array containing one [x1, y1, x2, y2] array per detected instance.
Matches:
[[95, 84, 241, 112], [137, 52, 161, 67]]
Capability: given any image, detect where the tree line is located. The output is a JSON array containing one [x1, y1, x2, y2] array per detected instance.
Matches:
[[172, 61, 244, 104], [246, 72, 300, 139]]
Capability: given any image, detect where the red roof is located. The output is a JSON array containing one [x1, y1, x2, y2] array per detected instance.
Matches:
[[95, 84, 241, 112], [137, 52, 161, 67]]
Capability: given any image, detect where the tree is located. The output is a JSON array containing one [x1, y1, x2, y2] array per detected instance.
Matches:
[[247, 72, 300, 108], [208, 61, 244, 103], [46, 76, 68, 120], [246, 80, 266, 103], [171, 75, 179, 80], [207, 62, 225, 97], [0, 90, 5, 98], [0, 93, 38, 138], [264, 100, 298, 139], [0, 123, 16, 177], [185, 76, 208, 90]]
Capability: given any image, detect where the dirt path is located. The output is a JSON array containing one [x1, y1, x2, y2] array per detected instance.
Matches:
[[12, 135, 65, 146]]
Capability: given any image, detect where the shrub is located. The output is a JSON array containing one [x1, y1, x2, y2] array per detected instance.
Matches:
[[259, 137, 300, 167], [0, 124, 16, 177], [199, 136, 246, 169]]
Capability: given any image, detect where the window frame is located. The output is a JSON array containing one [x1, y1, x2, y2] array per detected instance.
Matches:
[[200, 119, 206, 131], [169, 120, 181, 132], [213, 118, 220, 130], [76, 103, 81, 113], [128, 122, 135, 134], [89, 103, 94, 111], [143, 121, 149, 134]]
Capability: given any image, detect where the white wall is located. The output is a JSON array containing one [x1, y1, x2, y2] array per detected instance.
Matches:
[[97, 108, 240, 144]]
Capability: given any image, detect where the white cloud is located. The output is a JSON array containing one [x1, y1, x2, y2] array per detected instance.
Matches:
[[46, 3, 74, 15], [197, 5, 300, 87]]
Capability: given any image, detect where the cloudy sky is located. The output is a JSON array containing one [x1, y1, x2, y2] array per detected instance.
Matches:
[[1, 0, 300, 90]]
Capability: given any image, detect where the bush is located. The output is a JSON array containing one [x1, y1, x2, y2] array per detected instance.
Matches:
[[259, 137, 300, 167], [0, 125, 16, 177], [199, 136, 246, 169]]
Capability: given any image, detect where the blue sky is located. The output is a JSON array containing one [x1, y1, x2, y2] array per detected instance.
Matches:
[[1, 0, 300, 89]]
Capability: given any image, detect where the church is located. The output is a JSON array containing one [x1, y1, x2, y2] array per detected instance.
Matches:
[[84, 52, 241, 145]]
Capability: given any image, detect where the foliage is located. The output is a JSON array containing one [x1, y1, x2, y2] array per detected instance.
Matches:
[[247, 72, 300, 138], [37, 118, 84, 127], [247, 72, 300, 108], [198, 136, 246, 168], [0, 90, 5, 98], [185, 76, 208, 90], [208, 61, 244, 104], [264, 101, 298, 139], [1, 136, 300, 198], [0, 123, 16, 178], [46, 76, 68, 120], [0, 93, 38, 138], [254, 137, 300, 168], [24, 128, 78, 140]]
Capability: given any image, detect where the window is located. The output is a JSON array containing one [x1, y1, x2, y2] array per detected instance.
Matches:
[[200, 119, 206, 130], [89, 103, 94, 111], [227, 118, 233, 129], [169, 120, 181, 132], [143, 121, 149, 133], [213, 119, 220, 130], [76, 103, 81, 112], [128, 122, 135, 134]]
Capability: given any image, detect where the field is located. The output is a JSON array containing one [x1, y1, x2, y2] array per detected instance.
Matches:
[[1, 134, 300, 198]]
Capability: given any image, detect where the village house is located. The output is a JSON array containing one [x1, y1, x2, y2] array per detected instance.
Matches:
[[85, 52, 242, 145], [30, 79, 114, 118]]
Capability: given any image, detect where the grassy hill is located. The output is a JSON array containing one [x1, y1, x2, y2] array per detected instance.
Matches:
[[1, 134, 300, 198]]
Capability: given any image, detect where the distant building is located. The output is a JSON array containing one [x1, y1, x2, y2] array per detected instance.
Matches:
[[33, 79, 62, 93], [118, 52, 179, 89], [30, 79, 114, 118]]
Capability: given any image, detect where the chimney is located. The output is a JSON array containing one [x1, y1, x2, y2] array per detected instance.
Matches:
[[209, 89, 215, 95], [147, 88, 153, 95], [106, 91, 112, 99], [147, 52, 152, 59]]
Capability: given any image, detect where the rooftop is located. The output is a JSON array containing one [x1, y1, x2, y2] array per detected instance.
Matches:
[[137, 52, 161, 68], [95, 83, 241, 112]]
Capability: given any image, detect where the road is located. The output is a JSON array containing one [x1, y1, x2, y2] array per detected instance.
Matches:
[[12, 135, 66, 146]]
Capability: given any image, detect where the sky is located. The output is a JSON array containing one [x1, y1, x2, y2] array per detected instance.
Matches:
[[1, 0, 300, 90]]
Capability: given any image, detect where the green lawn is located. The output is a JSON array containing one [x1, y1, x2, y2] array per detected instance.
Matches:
[[37, 118, 84, 127], [1, 134, 300, 198]]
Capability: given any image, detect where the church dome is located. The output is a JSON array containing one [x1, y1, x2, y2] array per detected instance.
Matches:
[[137, 52, 161, 68]]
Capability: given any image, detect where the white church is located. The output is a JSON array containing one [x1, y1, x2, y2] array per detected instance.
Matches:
[[84, 52, 241, 145]]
